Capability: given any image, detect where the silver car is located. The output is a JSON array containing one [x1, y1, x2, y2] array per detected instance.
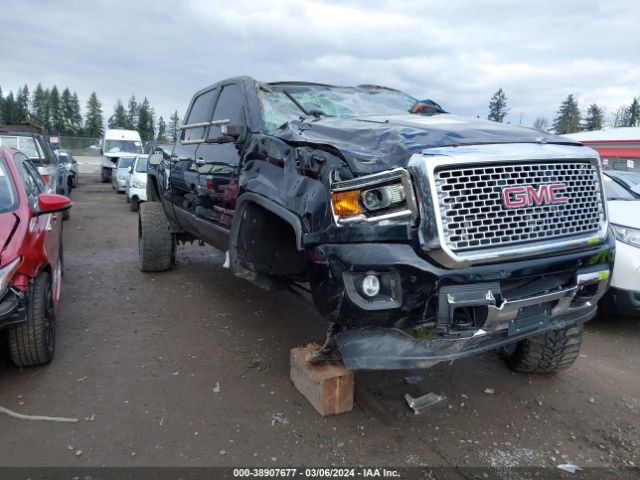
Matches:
[[111, 156, 136, 193]]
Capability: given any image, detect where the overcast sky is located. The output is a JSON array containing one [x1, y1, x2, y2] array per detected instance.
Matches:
[[2, 0, 639, 128]]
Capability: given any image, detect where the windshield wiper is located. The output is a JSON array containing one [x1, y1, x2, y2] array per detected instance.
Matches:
[[281, 91, 327, 118]]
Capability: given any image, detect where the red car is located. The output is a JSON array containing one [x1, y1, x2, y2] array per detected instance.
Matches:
[[0, 147, 71, 367]]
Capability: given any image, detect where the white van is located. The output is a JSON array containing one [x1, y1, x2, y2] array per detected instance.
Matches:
[[100, 129, 143, 182]]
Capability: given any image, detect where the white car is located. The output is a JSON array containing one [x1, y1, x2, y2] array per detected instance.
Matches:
[[601, 173, 640, 315], [125, 154, 148, 212], [111, 156, 136, 193]]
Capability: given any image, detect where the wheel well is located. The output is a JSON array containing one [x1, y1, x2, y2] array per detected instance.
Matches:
[[235, 202, 306, 280], [146, 174, 161, 202]]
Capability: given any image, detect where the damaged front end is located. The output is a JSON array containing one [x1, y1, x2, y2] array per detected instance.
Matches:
[[303, 144, 614, 371]]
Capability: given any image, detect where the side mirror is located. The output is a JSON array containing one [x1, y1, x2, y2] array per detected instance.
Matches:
[[220, 124, 245, 139], [148, 152, 163, 166], [36, 193, 72, 216]]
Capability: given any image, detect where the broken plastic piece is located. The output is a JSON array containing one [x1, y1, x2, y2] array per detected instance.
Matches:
[[0, 405, 78, 423], [557, 464, 582, 474], [404, 392, 446, 414]]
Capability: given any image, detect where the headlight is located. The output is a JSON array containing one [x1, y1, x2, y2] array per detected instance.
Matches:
[[0, 257, 22, 299], [611, 224, 640, 248], [132, 178, 146, 188], [330, 168, 417, 224]]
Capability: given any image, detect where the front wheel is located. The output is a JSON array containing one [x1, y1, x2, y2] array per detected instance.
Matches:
[[101, 168, 110, 183], [501, 324, 583, 373], [130, 196, 140, 212], [138, 202, 174, 272], [9, 271, 56, 367]]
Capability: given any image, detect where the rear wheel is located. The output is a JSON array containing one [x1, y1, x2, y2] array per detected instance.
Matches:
[[101, 168, 110, 183], [62, 208, 70, 221], [9, 271, 56, 367], [501, 324, 583, 373], [138, 202, 174, 272], [130, 196, 140, 212]]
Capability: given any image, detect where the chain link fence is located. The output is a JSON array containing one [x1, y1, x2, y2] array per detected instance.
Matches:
[[58, 136, 102, 156]]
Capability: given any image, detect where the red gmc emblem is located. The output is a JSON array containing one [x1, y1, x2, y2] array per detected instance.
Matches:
[[502, 183, 569, 208]]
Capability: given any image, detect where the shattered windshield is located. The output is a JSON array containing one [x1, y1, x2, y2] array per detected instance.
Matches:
[[259, 84, 417, 132]]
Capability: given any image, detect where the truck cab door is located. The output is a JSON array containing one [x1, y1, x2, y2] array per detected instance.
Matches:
[[170, 88, 218, 235], [193, 84, 245, 249]]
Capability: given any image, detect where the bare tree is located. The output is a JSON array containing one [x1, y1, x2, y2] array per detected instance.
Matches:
[[533, 117, 549, 131]]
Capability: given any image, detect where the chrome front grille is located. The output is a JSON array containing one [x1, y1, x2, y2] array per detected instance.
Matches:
[[434, 161, 605, 251]]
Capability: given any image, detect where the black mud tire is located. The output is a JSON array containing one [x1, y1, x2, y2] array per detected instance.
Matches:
[[130, 196, 140, 212], [501, 324, 583, 373], [101, 168, 110, 183], [62, 208, 70, 221], [9, 271, 56, 367], [138, 202, 174, 272]]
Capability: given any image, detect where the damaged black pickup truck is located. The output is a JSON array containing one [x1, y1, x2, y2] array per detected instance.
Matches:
[[140, 76, 613, 373]]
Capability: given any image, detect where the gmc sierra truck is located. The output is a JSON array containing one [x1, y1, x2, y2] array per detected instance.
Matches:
[[139, 76, 614, 372]]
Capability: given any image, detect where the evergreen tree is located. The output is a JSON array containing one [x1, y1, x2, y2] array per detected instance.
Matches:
[[582, 104, 604, 131], [533, 117, 549, 131], [15, 85, 30, 123], [126, 95, 139, 130], [61, 88, 74, 134], [31, 84, 49, 125], [108, 100, 128, 128], [552, 94, 581, 134], [488, 88, 510, 123], [168, 110, 181, 141], [84, 92, 104, 138], [157, 116, 167, 141], [70, 92, 83, 134], [137, 97, 153, 140], [48, 86, 64, 134], [628, 97, 640, 127], [1, 91, 18, 124]]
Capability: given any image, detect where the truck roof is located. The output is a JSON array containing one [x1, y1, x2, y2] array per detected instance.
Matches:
[[104, 129, 142, 141]]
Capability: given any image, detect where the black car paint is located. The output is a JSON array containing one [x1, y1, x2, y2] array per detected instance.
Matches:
[[146, 76, 613, 369]]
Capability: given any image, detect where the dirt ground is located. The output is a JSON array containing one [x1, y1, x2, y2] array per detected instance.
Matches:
[[0, 175, 639, 474]]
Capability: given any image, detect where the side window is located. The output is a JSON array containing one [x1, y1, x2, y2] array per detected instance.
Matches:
[[15, 154, 42, 211], [207, 84, 245, 139], [183, 89, 218, 142]]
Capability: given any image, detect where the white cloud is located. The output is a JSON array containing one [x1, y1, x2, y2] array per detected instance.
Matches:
[[1, 0, 639, 128]]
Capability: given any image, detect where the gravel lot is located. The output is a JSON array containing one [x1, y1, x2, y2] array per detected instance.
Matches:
[[0, 174, 639, 475]]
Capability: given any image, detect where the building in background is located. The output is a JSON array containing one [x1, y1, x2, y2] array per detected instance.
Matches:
[[564, 127, 640, 173]]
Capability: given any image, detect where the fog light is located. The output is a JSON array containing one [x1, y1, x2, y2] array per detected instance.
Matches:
[[361, 274, 380, 298]]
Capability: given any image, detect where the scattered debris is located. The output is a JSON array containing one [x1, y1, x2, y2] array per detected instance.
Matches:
[[484, 388, 495, 395], [219, 450, 227, 455], [589, 398, 595, 404], [213, 382, 221, 393], [557, 464, 582, 474], [271, 412, 289, 426], [0, 406, 78, 423], [76, 376, 88, 383], [404, 392, 447, 414], [75, 450, 83, 457]]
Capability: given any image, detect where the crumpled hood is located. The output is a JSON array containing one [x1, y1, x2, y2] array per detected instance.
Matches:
[[608, 200, 640, 229], [276, 113, 583, 175]]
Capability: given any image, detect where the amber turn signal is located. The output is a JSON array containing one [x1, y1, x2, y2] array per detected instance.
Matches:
[[331, 190, 362, 217]]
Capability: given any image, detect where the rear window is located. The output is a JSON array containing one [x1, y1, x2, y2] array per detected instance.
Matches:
[[135, 157, 148, 173], [0, 159, 18, 213], [0, 135, 40, 159]]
